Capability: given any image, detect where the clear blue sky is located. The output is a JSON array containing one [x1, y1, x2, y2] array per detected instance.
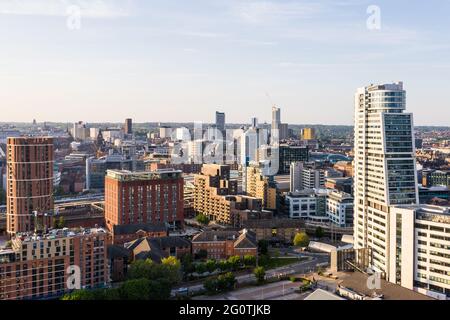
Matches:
[[1, 0, 449, 125]]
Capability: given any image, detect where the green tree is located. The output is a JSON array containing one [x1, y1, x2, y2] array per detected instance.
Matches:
[[127, 259, 153, 280], [293, 232, 310, 247], [315, 227, 325, 239], [195, 262, 207, 274], [243, 255, 256, 267], [181, 253, 195, 274], [195, 214, 210, 225], [61, 289, 96, 300], [119, 278, 151, 300], [205, 259, 217, 273], [217, 260, 231, 271], [258, 240, 269, 255], [227, 255, 241, 271], [147, 279, 171, 300], [254, 266, 266, 284], [217, 272, 236, 291], [203, 277, 218, 294], [159, 257, 182, 285]]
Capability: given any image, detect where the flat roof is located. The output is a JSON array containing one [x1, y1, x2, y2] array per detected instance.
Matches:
[[338, 272, 433, 300]]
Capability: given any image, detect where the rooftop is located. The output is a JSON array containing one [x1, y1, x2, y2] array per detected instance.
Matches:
[[106, 169, 182, 181], [13, 227, 108, 243], [338, 271, 433, 300]]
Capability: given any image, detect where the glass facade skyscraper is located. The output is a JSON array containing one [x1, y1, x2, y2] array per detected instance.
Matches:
[[353, 82, 419, 276]]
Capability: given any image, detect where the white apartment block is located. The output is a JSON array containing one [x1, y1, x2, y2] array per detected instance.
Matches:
[[389, 205, 450, 300], [286, 189, 329, 223], [353, 82, 419, 276], [326, 191, 354, 227]]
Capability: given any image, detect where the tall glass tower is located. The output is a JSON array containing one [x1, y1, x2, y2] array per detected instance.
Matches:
[[353, 82, 418, 277]]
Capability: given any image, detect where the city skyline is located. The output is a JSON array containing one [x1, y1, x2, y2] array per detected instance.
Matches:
[[1, 0, 450, 125]]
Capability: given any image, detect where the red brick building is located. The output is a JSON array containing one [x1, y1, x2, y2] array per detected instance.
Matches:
[[6, 137, 54, 235], [0, 227, 110, 300], [192, 229, 257, 260], [125, 236, 191, 262], [111, 222, 168, 245], [105, 169, 184, 233]]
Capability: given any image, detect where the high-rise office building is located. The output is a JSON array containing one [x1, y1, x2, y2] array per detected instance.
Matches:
[[215, 111, 225, 132], [124, 118, 132, 135], [251, 117, 258, 129], [353, 82, 418, 276], [278, 145, 309, 174], [271, 106, 280, 131], [104, 169, 184, 232], [279, 123, 289, 140], [72, 121, 89, 141], [6, 137, 54, 235]]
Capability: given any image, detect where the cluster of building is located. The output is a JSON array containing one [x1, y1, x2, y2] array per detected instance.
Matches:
[[1, 81, 449, 301]]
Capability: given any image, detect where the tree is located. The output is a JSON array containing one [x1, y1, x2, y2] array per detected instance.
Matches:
[[61, 289, 97, 300], [195, 214, 209, 225], [293, 232, 310, 247], [205, 259, 217, 273], [148, 279, 171, 300], [203, 277, 218, 294], [217, 272, 236, 291], [243, 255, 256, 267], [315, 227, 325, 239], [161, 256, 181, 268], [127, 259, 153, 280], [217, 260, 231, 271], [119, 278, 151, 300], [254, 266, 266, 284], [258, 240, 269, 255], [181, 253, 195, 274], [227, 255, 241, 271], [159, 257, 182, 285], [195, 262, 207, 274]]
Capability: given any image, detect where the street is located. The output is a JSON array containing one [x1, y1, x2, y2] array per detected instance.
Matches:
[[172, 252, 329, 298]]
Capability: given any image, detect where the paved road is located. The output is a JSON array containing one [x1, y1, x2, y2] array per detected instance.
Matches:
[[172, 253, 329, 297]]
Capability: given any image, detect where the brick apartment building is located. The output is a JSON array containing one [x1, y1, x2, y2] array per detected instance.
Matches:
[[104, 169, 184, 234], [194, 164, 266, 226], [6, 137, 54, 235], [0, 227, 110, 300]]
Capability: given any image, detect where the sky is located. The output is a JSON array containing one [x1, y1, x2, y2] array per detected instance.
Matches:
[[0, 0, 450, 125]]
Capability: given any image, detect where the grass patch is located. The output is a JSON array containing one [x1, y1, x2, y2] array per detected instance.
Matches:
[[259, 257, 304, 270]]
